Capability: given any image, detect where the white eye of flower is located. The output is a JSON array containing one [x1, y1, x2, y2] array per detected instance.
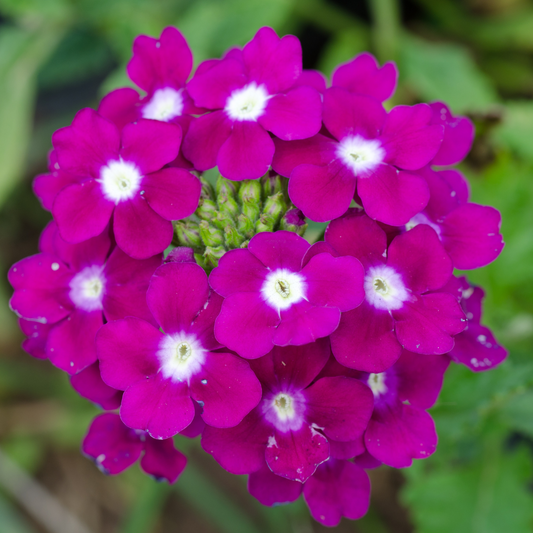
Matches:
[[272, 393, 295, 421], [364, 265, 409, 311], [261, 269, 306, 311], [142, 87, 184, 122], [99, 159, 143, 203], [337, 135, 385, 175], [263, 390, 306, 432], [157, 333, 206, 383], [224, 82, 270, 121], [368, 372, 387, 398], [69, 265, 106, 312]]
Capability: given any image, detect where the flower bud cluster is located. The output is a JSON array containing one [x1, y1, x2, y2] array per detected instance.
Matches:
[[10, 25, 506, 527]]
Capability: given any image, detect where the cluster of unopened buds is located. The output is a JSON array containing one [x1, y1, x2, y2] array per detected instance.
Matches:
[[9, 26, 506, 527]]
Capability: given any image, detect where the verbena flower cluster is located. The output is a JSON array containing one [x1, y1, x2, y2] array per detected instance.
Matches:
[[10, 26, 506, 527]]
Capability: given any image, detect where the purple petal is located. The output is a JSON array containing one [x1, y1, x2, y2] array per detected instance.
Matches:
[[187, 58, 247, 109], [325, 211, 387, 268], [242, 27, 302, 94], [354, 450, 382, 469], [113, 196, 173, 259], [419, 166, 466, 220], [294, 69, 327, 94], [303, 459, 370, 526], [98, 88, 140, 130], [449, 322, 507, 372], [393, 293, 466, 354], [190, 351, 262, 428], [365, 404, 437, 467], [120, 119, 181, 175], [358, 165, 430, 226], [82, 413, 144, 475], [395, 349, 450, 409], [33, 170, 80, 212], [53, 180, 115, 244], [274, 300, 340, 346], [301, 241, 338, 268], [128, 27, 192, 92], [323, 88, 386, 141], [103, 247, 161, 324], [441, 203, 504, 270], [248, 462, 302, 506], [302, 253, 365, 312], [19, 318, 51, 359], [289, 161, 355, 222], [209, 248, 269, 297], [188, 291, 224, 351], [265, 425, 329, 482], [329, 437, 365, 460], [388, 224, 453, 293], [70, 361, 122, 410], [53, 108, 120, 176], [164, 247, 195, 265], [142, 167, 201, 221], [214, 293, 279, 359], [305, 376, 374, 441], [201, 409, 271, 474], [259, 85, 322, 140], [218, 121, 275, 181], [381, 104, 444, 170], [272, 134, 337, 177], [147, 262, 208, 334], [330, 301, 402, 372], [248, 230, 309, 271], [332, 52, 398, 102], [140, 437, 187, 483], [47, 309, 102, 374], [121, 373, 195, 439], [97, 317, 163, 389], [429, 102, 474, 166], [180, 401, 206, 438], [182, 110, 233, 171], [9, 254, 72, 323]]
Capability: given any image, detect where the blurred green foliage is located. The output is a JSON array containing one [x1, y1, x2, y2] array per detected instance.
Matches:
[[1, 0, 533, 532]]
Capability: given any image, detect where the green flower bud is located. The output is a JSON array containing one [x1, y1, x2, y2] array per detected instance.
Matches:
[[261, 191, 287, 228], [199, 220, 224, 247], [199, 176, 216, 200], [216, 174, 239, 197], [224, 225, 245, 249], [238, 180, 262, 221], [203, 245, 226, 271], [280, 208, 308, 237], [255, 213, 276, 233], [261, 173, 284, 198], [211, 211, 234, 231], [196, 198, 218, 220], [174, 221, 203, 250], [218, 192, 240, 218], [237, 213, 255, 238]]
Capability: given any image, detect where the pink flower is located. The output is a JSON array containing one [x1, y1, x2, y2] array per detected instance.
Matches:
[[183, 26, 322, 180], [52, 108, 201, 259], [97, 262, 262, 439]]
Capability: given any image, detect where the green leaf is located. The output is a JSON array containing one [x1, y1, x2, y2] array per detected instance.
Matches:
[[403, 442, 533, 533], [493, 102, 533, 162], [0, 493, 37, 533], [400, 34, 498, 113]]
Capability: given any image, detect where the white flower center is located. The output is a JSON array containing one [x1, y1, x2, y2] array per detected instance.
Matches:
[[405, 213, 442, 238], [263, 390, 305, 432], [368, 372, 387, 398], [69, 265, 106, 312], [99, 159, 143, 203], [157, 332, 206, 383], [337, 135, 385, 176], [364, 265, 409, 311], [261, 269, 306, 311], [142, 87, 184, 122], [224, 82, 270, 121]]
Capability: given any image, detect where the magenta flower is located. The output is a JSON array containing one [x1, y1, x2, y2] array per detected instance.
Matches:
[[331, 52, 398, 102], [405, 166, 504, 270], [447, 277, 507, 371], [82, 413, 186, 482], [52, 108, 201, 259], [273, 87, 445, 224], [201, 341, 374, 482], [362, 349, 449, 467], [70, 361, 123, 411], [183, 26, 322, 180], [428, 102, 475, 166], [9, 222, 160, 374], [248, 458, 370, 527], [325, 212, 466, 372], [209, 231, 365, 359], [97, 262, 262, 440], [99, 26, 203, 169]]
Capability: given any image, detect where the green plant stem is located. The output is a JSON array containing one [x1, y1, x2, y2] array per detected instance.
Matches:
[[368, 0, 400, 62]]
